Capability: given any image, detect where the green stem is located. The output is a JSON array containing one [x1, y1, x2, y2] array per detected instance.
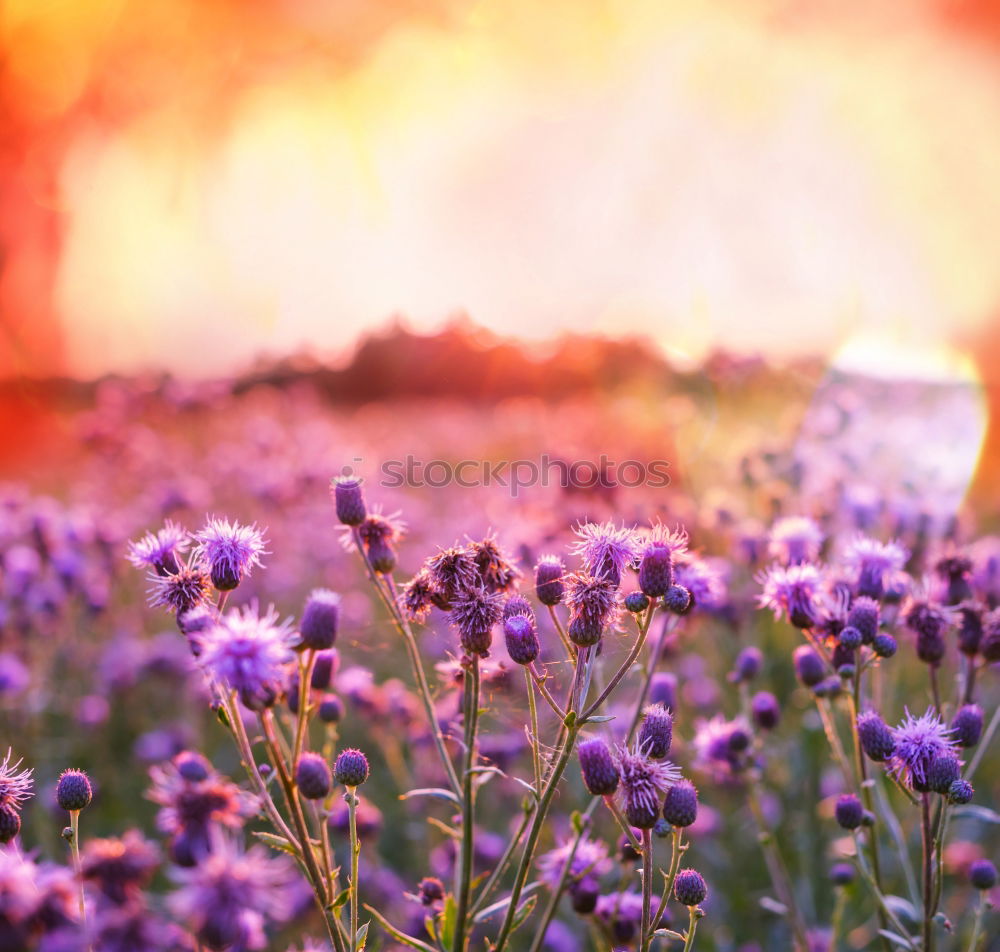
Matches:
[[681, 906, 700, 952], [640, 828, 653, 952], [650, 828, 685, 939], [528, 663, 566, 720], [964, 702, 1000, 783], [967, 891, 988, 952], [830, 886, 847, 951], [582, 602, 657, 722], [921, 793, 935, 952], [69, 810, 87, 935], [348, 788, 360, 952], [469, 805, 534, 918], [452, 656, 481, 952], [524, 668, 542, 794], [293, 648, 317, 769]]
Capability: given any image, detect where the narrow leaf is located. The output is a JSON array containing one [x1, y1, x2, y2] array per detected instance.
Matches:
[[399, 787, 461, 806], [363, 905, 438, 952]]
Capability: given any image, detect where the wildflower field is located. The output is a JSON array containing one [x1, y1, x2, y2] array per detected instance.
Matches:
[[1, 347, 997, 952]]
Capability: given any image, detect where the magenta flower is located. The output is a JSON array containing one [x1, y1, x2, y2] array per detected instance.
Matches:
[[194, 517, 268, 591]]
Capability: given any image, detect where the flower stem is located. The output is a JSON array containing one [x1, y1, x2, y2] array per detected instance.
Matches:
[[452, 655, 481, 952], [681, 906, 700, 952], [348, 787, 360, 952], [650, 828, 685, 943], [582, 603, 657, 722], [921, 793, 935, 952], [640, 828, 653, 952], [524, 668, 542, 794], [69, 810, 87, 932], [967, 890, 988, 952]]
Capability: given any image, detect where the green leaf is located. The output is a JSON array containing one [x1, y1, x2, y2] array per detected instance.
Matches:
[[563, 711, 576, 729], [758, 896, 788, 916], [582, 715, 616, 724], [439, 894, 457, 949], [215, 704, 231, 728], [355, 922, 369, 950], [472, 882, 542, 923], [510, 895, 537, 933], [399, 787, 461, 806], [252, 832, 298, 858], [653, 929, 686, 941], [330, 888, 351, 909], [570, 810, 584, 835], [883, 895, 918, 923], [363, 905, 438, 952]]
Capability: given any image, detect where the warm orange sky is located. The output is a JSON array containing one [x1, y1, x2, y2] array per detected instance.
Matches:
[[3, 0, 1000, 378]]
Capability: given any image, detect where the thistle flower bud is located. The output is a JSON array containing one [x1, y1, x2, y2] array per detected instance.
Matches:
[[418, 877, 445, 906], [663, 584, 691, 614], [847, 597, 880, 644], [872, 633, 898, 658], [751, 691, 781, 731], [951, 705, 984, 748], [662, 780, 698, 828], [649, 673, 677, 711], [311, 649, 339, 690], [296, 753, 332, 800], [56, 769, 93, 812], [503, 614, 540, 666], [175, 751, 211, 782], [638, 542, 673, 598], [0, 804, 20, 843], [906, 602, 948, 666], [577, 739, 619, 796], [367, 539, 397, 574], [970, 859, 997, 891], [569, 875, 601, 914], [318, 694, 343, 724], [927, 754, 962, 795], [638, 704, 673, 759], [624, 591, 650, 614], [957, 606, 983, 656], [838, 626, 863, 650], [793, 645, 826, 687], [534, 556, 566, 606], [857, 711, 895, 762], [451, 587, 503, 657], [334, 748, 370, 787], [834, 794, 863, 829], [299, 589, 340, 651], [813, 676, 842, 698], [731, 646, 763, 683], [948, 779, 974, 804], [673, 869, 708, 907], [333, 477, 367, 526], [830, 863, 856, 886], [502, 594, 534, 621]]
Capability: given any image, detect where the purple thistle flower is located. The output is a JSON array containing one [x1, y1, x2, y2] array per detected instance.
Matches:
[[890, 708, 957, 791], [126, 520, 190, 576], [662, 779, 698, 828], [857, 711, 895, 762], [450, 586, 503, 657], [502, 593, 534, 622], [577, 738, 619, 796], [469, 535, 520, 593], [904, 597, 952, 666], [674, 868, 708, 907], [536, 835, 611, 888], [503, 614, 539, 666], [757, 563, 823, 629], [751, 691, 781, 730], [982, 608, 1000, 663], [194, 517, 268, 591], [81, 830, 160, 905], [637, 704, 673, 759], [534, 555, 566, 606], [847, 596, 880, 644], [614, 743, 681, 829], [199, 604, 296, 709], [400, 568, 441, 621], [55, 769, 92, 812], [951, 705, 984, 748], [425, 546, 480, 604], [570, 521, 641, 587], [0, 749, 33, 809], [843, 536, 908, 600], [298, 589, 340, 651], [672, 555, 727, 611], [768, 516, 823, 566], [331, 476, 366, 526], [146, 555, 212, 615], [565, 573, 620, 647], [692, 715, 753, 779], [169, 838, 297, 950], [970, 859, 998, 891]]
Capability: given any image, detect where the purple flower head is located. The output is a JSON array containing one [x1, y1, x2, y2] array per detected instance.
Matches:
[[982, 609, 1000, 663], [970, 859, 998, 891], [450, 586, 503, 657], [904, 597, 952, 666], [674, 868, 708, 907], [834, 793, 863, 829], [55, 769, 92, 812], [503, 593, 534, 621], [873, 633, 898, 658], [843, 536, 908, 600], [951, 705, 984, 748], [792, 645, 826, 687], [81, 830, 160, 905], [594, 890, 658, 944], [147, 555, 212, 615], [637, 704, 674, 759], [199, 604, 296, 709], [857, 711, 895, 762], [0, 850, 75, 932], [692, 715, 753, 779], [126, 520, 190, 576], [927, 754, 962, 794], [469, 535, 520, 593], [425, 546, 480, 605], [673, 555, 727, 612], [934, 552, 974, 605], [956, 606, 983, 656], [331, 476, 366, 526], [503, 614, 539, 666], [649, 672, 677, 710], [751, 691, 781, 731], [614, 743, 681, 829], [577, 738, 619, 796], [334, 748, 369, 787], [534, 555, 566, 606], [170, 837, 296, 950], [0, 749, 33, 810], [296, 753, 332, 801], [757, 563, 823, 629], [400, 568, 440, 621], [768, 516, 823, 566], [662, 779, 698, 828], [343, 507, 405, 574], [847, 596, 880, 644], [890, 708, 957, 791], [537, 835, 611, 888], [565, 573, 620, 647], [194, 517, 268, 591], [298, 589, 340, 651], [731, 646, 763, 683], [570, 521, 641, 587], [637, 525, 688, 598]]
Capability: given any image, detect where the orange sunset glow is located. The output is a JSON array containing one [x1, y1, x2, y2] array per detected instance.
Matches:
[[3, 0, 1000, 379]]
